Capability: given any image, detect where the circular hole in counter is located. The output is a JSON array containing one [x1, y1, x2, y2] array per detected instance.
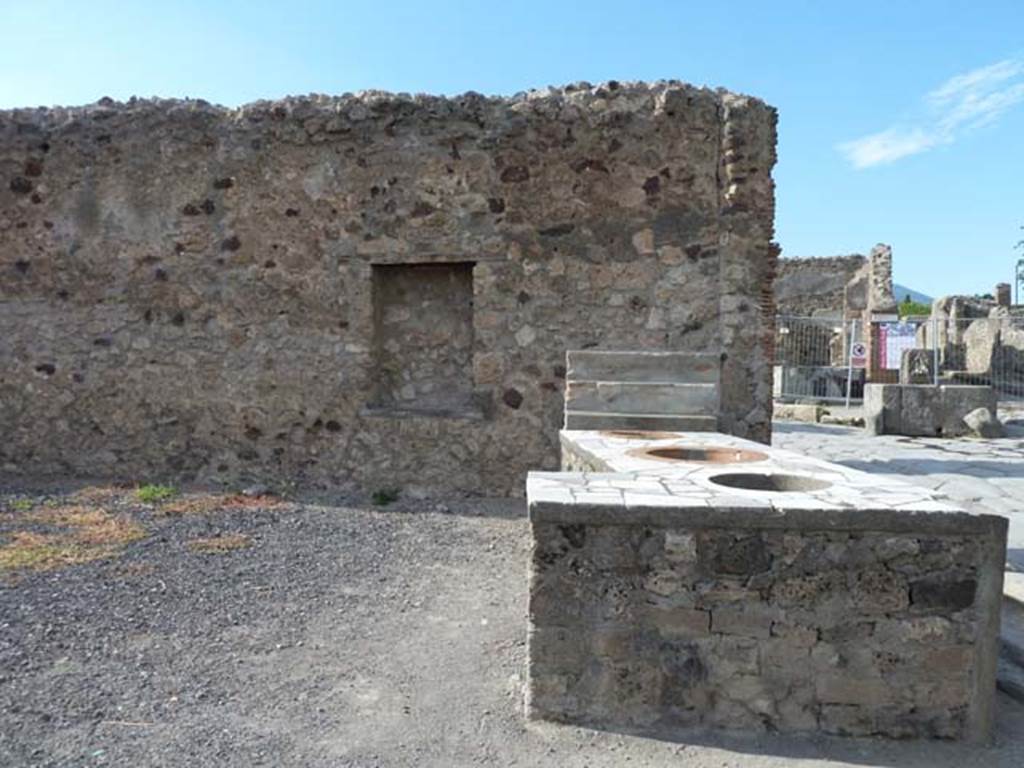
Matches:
[[631, 446, 770, 464], [707, 472, 832, 492]]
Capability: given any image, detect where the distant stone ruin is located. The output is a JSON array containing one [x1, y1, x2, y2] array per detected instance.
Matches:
[[775, 244, 896, 324], [0, 82, 778, 494], [919, 287, 1024, 396], [773, 245, 898, 399], [774, 254, 864, 317]]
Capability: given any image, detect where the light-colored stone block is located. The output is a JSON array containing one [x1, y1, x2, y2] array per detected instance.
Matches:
[[864, 383, 998, 438], [566, 351, 720, 384], [565, 381, 718, 415]]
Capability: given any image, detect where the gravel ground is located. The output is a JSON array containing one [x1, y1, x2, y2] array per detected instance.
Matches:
[[2, 483, 1024, 767]]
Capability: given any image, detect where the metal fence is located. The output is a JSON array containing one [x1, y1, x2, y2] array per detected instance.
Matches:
[[773, 316, 865, 404], [774, 313, 1024, 405], [914, 314, 1024, 401]]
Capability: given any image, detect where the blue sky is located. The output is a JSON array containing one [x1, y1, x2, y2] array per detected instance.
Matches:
[[2, 1, 1022, 298]]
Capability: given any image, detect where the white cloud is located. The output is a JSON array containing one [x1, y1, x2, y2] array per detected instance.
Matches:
[[838, 127, 944, 169], [839, 57, 1024, 169], [927, 58, 1022, 107]]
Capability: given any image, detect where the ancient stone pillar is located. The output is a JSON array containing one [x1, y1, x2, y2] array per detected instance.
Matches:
[[864, 243, 899, 383], [995, 282, 1011, 308], [867, 243, 898, 316]]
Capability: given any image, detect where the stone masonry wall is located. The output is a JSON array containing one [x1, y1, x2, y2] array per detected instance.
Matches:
[[528, 519, 1003, 740], [0, 82, 777, 494], [774, 255, 865, 317]]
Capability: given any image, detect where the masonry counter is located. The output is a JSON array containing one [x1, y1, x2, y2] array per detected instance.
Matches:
[[525, 430, 1006, 741]]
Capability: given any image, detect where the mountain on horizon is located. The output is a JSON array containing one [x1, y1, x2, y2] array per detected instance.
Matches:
[[893, 283, 933, 305]]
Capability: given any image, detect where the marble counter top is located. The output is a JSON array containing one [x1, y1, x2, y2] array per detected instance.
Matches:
[[527, 430, 1004, 534]]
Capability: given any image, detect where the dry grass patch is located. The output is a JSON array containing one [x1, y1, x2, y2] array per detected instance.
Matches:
[[74, 515, 146, 547], [0, 503, 146, 573], [222, 494, 286, 510], [0, 484, 277, 573], [160, 493, 287, 516], [67, 484, 130, 505], [25, 504, 109, 527], [159, 494, 227, 516], [0, 531, 107, 571], [187, 534, 253, 554], [0, 532, 76, 571]]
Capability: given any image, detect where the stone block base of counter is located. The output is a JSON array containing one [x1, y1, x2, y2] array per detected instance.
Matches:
[[526, 431, 1007, 742], [864, 383, 997, 437]]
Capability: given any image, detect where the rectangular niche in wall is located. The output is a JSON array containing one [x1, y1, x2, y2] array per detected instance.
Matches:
[[370, 262, 477, 415]]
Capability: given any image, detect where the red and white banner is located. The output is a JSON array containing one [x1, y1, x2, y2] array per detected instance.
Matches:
[[877, 322, 918, 369]]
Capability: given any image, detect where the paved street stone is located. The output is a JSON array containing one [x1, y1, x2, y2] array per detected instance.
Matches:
[[773, 420, 1024, 569]]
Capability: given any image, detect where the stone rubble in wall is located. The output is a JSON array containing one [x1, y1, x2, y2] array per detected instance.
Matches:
[[528, 518, 986, 738], [0, 80, 778, 494]]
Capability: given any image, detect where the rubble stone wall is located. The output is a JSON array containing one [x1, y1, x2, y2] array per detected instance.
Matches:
[[864, 243, 898, 316], [528, 516, 1004, 740], [774, 255, 865, 317], [924, 295, 1024, 393], [0, 82, 777, 494]]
